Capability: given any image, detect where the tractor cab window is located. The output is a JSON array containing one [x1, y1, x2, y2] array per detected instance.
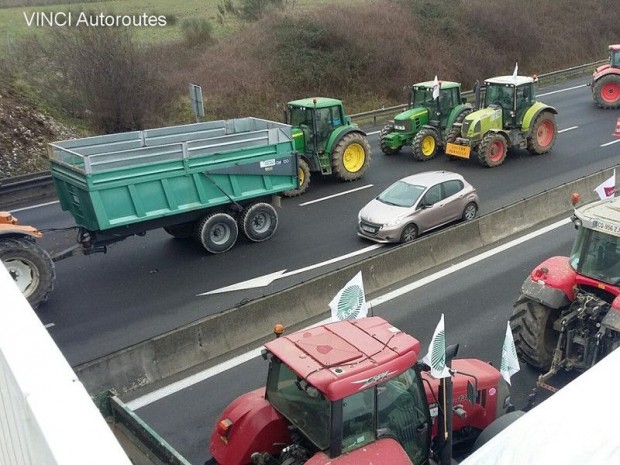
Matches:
[[515, 85, 533, 122], [485, 84, 515, 110], [341, 390, 376, 452], [289, 107, 313, 128], [611, 49, 620, 67], [412, 87, 436, 109], [266, 358, 331, 450], [377, 369, 431, 465], [570, 227, 620, 285]]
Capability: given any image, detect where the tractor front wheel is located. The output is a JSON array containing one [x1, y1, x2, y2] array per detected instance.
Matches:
[[478, 133, 507, 167], [282, 158, 311, 197], [593, 74, 620, 109], [527, 112, 557, 155], [331, 133, 371, 181], [0, 237, 55, 309], [379, 124, 401, 155], [510, 296, 559, 370], [412, 128, 439, 161]]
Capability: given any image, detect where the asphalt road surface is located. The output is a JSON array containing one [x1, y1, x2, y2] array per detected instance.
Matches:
[[12, 76, 620, 366]]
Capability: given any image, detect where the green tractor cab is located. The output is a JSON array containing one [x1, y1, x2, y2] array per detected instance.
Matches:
[[380, 80, 473, 161], [445, 75, 558, 167], [285, 97, 371, 197]]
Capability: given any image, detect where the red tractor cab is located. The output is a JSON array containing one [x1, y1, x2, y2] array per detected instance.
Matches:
[[208, 317, 511, 465]]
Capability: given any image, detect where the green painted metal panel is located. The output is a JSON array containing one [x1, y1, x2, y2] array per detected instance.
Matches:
[[49, 118, 298, 231]]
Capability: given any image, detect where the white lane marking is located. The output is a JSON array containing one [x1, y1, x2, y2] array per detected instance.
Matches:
[[11, 200, 60, 213], [367, 130, 380, 136], [132, 216, 571, 409], [538, 84, 587, 96], [558, 126, 578, 133], [198, 244, 383, 295], [601, 139, 620, 147], [44, 323, 55, 328], [299, 184, 374, 206]]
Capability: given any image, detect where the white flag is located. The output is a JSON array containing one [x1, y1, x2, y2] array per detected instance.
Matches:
[[329, 271, 368, 321], [512, 62, 518, 80], [432, 75, 440, 100], [594, 169, 616, 201], [422, 314, 451, 379], [500, 322, 520, 385]]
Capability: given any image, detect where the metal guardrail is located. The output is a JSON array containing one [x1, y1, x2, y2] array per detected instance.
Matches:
[[0, 60, 606, 210]]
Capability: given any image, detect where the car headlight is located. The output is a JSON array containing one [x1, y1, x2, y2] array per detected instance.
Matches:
[[385, 217, 404, 227]]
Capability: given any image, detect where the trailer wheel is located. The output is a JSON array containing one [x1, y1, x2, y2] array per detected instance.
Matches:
[[0, 237, 55, 309], [527, 111, 557, 155], [593, 74, 620, 109], [510, 296, 559, 370], [163, 222, 195, 239], [194, 213, 238, 254], [412, 128, 439, 161], [240, 203, 278, 242], [379, 124, 401, 155], [478, 133, 507, 167], [331, 133, 371, 181], [282, 158, 311, 197]]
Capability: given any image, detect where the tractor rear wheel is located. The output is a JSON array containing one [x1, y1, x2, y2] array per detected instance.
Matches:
[[331, 132, 371, 181], [510, 296, 559, 370], [527, 111, 557, 155], [412, 128, 439, 161], [0, 237, 55, 309], [593, 74, 620, 109], [379, 124, 401, 155], [239, 203, 278, 242], [478, 133, 507, 167], [194, 213, 238, 254], [282, 158, 311, 197]]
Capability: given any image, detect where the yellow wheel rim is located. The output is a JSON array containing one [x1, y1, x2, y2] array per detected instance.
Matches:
[[421, 135, 436, 157], [343, 143, 366, 172], [298, 166, 305, 186]]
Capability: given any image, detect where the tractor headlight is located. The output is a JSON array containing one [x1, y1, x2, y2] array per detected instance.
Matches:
[[394, 124, 406, 131]]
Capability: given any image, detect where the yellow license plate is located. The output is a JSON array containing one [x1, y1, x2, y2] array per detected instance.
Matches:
[[445, 143, 471, 159]]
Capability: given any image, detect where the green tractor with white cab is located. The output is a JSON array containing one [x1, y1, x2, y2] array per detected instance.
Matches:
[[445, 75, 558, 167], [284, 97, 371, 197], [379, 80, 473, 161]]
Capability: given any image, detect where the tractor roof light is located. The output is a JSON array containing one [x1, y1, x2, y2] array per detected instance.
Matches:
[[217, 418, 233, 442], [274, 323, 285, 338], [571, 192, 580, 206]]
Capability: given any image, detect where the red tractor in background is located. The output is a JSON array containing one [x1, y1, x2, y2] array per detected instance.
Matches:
[[207, 317, 513, 465], [590, 44, 620, 109], [510, 195, 620, 390]]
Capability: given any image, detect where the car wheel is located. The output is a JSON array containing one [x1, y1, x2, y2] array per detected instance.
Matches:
[[400, 224, 418, 243], [462, 202, 478, 221]]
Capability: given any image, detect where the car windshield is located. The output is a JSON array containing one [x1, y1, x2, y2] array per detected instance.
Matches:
[[569, 226, 620, 285], [378, 181, 426, 208], [266, 358, 331, 450]]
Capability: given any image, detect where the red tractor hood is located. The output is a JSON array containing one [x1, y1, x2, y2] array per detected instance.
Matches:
[[305, 437, 413, 465]]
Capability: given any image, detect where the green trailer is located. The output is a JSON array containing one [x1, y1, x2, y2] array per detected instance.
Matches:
[[48, 117, 299, 254]]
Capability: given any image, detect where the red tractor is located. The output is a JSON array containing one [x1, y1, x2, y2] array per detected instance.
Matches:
[[207, 317, 512, 465], [511, 195, 620, 390], [591, 44, 620, 109]]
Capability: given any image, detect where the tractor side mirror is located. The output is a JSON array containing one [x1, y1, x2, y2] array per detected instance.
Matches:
[[445, 343, 459, 363]]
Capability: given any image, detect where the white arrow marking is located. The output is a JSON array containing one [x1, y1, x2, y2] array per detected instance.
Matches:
[[197, 269, 287, 296], [197, 244, 383, 295]]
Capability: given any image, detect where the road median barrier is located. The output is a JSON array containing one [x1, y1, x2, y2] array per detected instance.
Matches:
[[74, 167, 616, 398]]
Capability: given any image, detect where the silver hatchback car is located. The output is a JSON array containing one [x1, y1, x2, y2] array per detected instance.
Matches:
[[357, 171, 479, 243]]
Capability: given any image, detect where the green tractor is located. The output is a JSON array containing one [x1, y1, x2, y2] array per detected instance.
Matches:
[[284, 97, 371, 197], [445, 75, 558, 167], [379, 80, 473, 161]]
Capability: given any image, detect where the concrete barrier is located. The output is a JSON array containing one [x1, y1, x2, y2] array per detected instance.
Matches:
[[75, 167, 616, 396]]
